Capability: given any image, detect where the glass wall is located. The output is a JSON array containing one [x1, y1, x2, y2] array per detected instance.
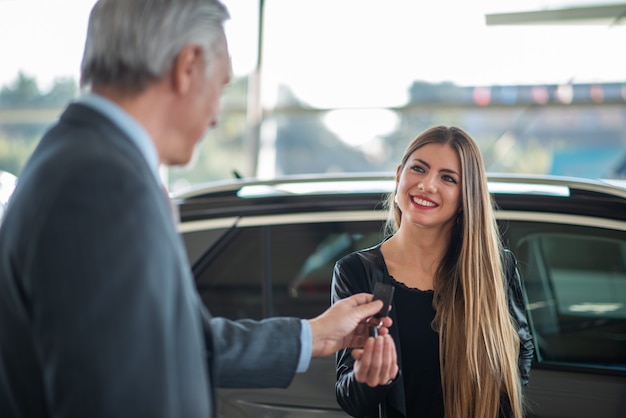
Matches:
[[250, 0, 626, 181], [1, 0, 625, 197]]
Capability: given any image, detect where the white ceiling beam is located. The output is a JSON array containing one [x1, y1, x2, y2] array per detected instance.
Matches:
[[485, 3, 626, 26]]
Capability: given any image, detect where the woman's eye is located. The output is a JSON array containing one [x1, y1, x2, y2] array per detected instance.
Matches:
[[442, 175, 457, 184], [411, 165, 425, 173]]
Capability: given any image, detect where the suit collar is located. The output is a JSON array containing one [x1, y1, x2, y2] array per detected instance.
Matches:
[[73, 93, 161, 187]]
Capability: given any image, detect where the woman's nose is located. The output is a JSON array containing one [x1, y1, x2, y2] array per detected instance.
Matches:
[[420, 176, 437, 193]]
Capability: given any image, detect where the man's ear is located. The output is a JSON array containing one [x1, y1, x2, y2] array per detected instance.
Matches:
[[172, 45, 203, 94]]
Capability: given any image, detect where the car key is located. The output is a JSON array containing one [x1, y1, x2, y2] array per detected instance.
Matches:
[[369, 282, 394, 338]]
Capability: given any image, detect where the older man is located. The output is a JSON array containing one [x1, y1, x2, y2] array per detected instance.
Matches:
[[0, 1, 398, 417]]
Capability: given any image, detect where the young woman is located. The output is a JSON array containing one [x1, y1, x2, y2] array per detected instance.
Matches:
[[332, 125, 534, 418]]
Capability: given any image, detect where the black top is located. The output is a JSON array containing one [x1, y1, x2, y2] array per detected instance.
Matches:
[[392, 278, 443, 418]]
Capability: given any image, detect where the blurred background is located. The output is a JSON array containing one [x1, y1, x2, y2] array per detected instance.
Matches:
[[0, 0, 625, 195]]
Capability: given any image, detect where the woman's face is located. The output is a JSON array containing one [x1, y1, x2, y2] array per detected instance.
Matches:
[[395, 143, 462, 231]]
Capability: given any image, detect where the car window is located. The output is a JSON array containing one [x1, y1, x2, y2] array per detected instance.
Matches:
[[194, 227, 265, 320], [188, 213, 626, 371], [511, 223, 626, 368], [270, 223, 384, 319], [182, 227, 231, 266], [192, 220, 385, 321]]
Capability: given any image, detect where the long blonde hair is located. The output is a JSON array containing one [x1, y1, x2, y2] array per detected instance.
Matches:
[[385, 126, 523, 418]]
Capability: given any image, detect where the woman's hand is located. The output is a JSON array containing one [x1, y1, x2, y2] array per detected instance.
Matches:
[[351, 334, 399, 387]]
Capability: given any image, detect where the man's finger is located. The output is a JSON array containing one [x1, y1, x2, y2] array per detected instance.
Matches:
[[345, 292, 374, 305], [351, 299, 384, 321]]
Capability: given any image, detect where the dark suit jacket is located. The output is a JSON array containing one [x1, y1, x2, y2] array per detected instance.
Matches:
[[0, 103, 302, 418], [332, 244, 534, 418]]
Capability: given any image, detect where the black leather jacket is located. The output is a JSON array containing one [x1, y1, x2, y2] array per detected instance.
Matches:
[[331, 244, 534, 418]]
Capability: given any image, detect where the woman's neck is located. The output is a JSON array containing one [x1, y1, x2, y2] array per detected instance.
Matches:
[[381, 225, 451, 290]]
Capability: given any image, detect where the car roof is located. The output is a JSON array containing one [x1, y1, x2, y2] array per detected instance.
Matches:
[[174, 172, 626, 223]]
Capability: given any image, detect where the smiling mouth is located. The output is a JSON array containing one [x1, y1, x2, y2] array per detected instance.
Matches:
[[412, 197, 437, 207]]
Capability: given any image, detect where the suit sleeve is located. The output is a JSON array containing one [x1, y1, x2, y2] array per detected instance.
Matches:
[[503, 249, 535, 387], [332, 255, 395, 417], [207, 315, 302, 388], [29, 159, 211, 417]]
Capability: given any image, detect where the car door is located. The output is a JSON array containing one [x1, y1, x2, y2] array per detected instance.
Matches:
[[189, 213, 385, 417], [506, 219, 626, 418]]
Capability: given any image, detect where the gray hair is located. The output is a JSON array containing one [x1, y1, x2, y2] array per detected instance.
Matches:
[[80, 0, 230, 93]]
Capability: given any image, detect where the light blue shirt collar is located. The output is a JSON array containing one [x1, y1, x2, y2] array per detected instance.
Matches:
[[75, 93, 161, 186]]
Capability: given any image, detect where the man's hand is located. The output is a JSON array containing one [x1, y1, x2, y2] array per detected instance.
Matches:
[[308, 293, 392, 357], [351, 335, 398, 387]]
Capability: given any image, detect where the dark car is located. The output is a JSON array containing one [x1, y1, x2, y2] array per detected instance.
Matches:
[[174, 173, 626, 418]]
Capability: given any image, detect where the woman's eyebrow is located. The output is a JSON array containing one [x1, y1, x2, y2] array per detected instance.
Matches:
[[415, 158, 430, 169], [415, 158, 460, 176], [441, 168, 460, 176]]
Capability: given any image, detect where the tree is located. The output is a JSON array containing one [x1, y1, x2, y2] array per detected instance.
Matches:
[[43, 77, 78, 106], [0, 72, 41, 107]]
